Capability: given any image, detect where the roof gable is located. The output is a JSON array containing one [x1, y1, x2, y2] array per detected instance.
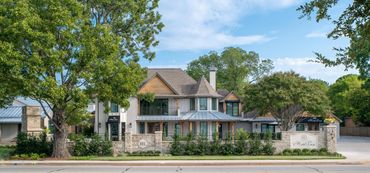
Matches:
[[139, 73, 178, 95], [191, 76, 222, 97]]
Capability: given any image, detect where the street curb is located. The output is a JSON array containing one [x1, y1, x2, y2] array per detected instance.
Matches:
[[0, 160, 367, 166]]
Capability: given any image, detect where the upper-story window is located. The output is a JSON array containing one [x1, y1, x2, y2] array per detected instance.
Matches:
[[199, 98, 208, 110], [140, 99, 168, 115], [212, 98, 217, 110], [190, 98, 195, 110], [226, 102, 239, 116], [110, 102, 119, 113]]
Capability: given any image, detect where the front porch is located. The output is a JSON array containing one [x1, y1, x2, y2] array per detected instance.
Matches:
[[136, 121, 237, 140]]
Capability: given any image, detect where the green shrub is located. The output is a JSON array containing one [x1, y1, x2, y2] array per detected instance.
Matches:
[[220, 143, 234, 155], [249, 133, 262, 155], [210, 133, 221, 155], [319, 148, 328, 153], [170, 134, 183, 156], [282, 149, 292, 156], [301, 149, 311, 155], [15, 132, 52, 156], [72, 134, 113, 156], [196, 135, 210, 156], [292, 149, 302, 155], [262, 132, 275, 155], [234, 129, 248, 155]]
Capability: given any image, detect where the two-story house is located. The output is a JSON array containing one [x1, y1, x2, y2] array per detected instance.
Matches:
[[94, 68, 240, 141]]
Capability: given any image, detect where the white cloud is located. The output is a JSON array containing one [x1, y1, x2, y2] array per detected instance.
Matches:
[[273, 57, 358, 83], [157, 0, 298, 51], [305, 31, 327, 38]]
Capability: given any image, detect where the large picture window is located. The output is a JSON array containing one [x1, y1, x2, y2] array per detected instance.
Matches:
[[199, 98, 208, 110], [261, 124, 276, 133], [226, 102, 239, 116], [140, 99, 168, 115]]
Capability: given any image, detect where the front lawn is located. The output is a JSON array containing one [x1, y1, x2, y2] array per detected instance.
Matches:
[[0, 146, 15, 160], [71, 155, 345, 161]]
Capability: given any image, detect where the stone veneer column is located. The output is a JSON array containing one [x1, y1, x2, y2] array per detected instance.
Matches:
[[22, 106, 43, 135], [324, 125, 337, 153], [154, 131, 162, 148], [124, 131, 132, 153]]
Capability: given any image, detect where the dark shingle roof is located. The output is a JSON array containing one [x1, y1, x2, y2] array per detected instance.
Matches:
[[191, 76, 222, 97], [217, 89, 230, 97], [145, 69, 221, 97]]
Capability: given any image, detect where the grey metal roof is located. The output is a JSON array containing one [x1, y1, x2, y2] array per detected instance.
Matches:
[[0, 107, 22, 123], [183, 111, 240, 122], [0, 106, 49, 123], [137, 115, 182, 121], [249, 117, 277, 122]]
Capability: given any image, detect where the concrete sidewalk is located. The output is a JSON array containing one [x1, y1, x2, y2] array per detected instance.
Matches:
[[0, 159, 368, 166]]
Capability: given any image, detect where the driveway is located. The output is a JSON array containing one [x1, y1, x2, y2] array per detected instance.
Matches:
[[337, 136, 370, 162]]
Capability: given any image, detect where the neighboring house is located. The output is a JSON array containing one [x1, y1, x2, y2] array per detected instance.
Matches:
[[95, 68, 239, 141], [0, 100, 48, 144]]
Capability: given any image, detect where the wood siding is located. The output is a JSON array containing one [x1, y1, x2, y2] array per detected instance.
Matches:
[[139, 76, 176, 95]]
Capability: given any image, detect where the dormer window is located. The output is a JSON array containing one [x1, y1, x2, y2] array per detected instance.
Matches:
[[199, 98, 208, 110]]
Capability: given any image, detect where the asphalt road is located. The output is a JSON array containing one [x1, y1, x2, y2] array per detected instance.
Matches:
[[0, 165, 370, 173]]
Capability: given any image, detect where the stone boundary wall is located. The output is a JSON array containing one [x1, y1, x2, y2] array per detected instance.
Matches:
[[112, 125, 337, 155]]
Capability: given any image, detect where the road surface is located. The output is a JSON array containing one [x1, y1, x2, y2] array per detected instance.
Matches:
[[0, 165, 370, 173]]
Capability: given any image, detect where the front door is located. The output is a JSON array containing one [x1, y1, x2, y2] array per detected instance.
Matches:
[[110, 123, 119, 141]]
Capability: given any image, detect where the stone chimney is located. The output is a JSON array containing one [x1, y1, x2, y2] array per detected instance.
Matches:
[[22, 106, 43, 135], [209, 65, 217, 90]]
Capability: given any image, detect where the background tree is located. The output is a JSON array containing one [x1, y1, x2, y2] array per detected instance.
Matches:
[[244, 72, 330, 131], [328, 74, 364, 119], [186, 47, 273, 94], [298, 0, 369, 79], [0, 0, 163, 158]]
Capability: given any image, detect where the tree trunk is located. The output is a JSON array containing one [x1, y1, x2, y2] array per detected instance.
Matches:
[[51, 109, 71, 159]]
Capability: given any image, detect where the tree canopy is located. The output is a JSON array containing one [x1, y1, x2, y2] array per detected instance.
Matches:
[[298, 0, 369, 78], [0, 0, 163, 158], [186, 47, 273, 94], [244, 72, 331, 131], [328, 74, 364, 119]]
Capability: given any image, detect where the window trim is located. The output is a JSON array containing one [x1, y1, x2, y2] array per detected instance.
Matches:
[[110, 102, 119, 113], [190, 98, 195, 110], [226, 101, 239, 116]]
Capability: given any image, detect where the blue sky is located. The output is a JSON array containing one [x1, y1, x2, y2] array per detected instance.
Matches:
[[140, 0, 357, 83]]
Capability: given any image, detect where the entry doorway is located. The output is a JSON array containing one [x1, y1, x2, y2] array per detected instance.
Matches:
[[218, 123, 223, 139], [110, 123, 119, 141]]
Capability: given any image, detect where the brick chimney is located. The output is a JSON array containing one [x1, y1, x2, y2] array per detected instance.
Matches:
[[209, 65, 217, 90]]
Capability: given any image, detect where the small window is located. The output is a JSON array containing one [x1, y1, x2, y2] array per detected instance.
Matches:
[[199, 98, 208, 110], [212, 98, 217, 110], [110, 102, 119, 113], [226, 102, 239, 116], [296, 124, 305, 131], [190, 98, 195, 110]]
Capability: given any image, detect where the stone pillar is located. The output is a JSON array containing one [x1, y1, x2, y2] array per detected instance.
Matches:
[[324, 125, 337, 153], [22, 106, 43, 135], [154, 131, 162, 148], [124, 131, 132, 153]]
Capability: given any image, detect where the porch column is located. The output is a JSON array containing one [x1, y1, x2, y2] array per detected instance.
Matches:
[[144, 122, 148, 134], [231, 122, 235, 140], [180, 121, 184, 136], [189, 122, 193, 134], [160, 121, 163, 132], [215, 121, 219, 140]]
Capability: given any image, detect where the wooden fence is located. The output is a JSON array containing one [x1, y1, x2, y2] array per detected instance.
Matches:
[[340, 127, 370, 137]]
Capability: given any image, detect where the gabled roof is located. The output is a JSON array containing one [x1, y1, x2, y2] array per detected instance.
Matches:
[[191, 76, 222, 97], [145, 68, 197, 96], [217, 89, 240, 102], [143, 68, 221, 97]]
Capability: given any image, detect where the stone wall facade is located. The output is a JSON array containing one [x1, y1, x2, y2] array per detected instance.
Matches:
[[112, 125, 337, 155]]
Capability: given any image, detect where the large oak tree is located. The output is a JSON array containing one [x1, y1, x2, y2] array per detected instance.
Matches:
[[244, 72, 331, 131], [0, 0, 163, 158], [186, 47, 273, 94], [298, 0, 369, 79]]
